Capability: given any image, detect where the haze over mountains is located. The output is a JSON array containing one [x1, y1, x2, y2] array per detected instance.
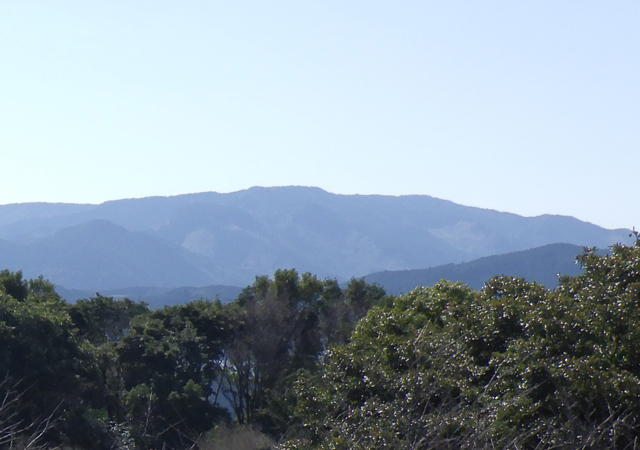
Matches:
[[0, 186, 631, 295]]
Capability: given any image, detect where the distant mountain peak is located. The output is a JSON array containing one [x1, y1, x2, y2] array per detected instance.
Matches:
[[0, 187, 631, 291]]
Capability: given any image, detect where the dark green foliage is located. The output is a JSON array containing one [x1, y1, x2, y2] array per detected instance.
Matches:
[[69, 294, 150, 344], [0, 269, 28, 301], [0, 269, 383, 449], [0, 273, 107, 449], [116, 300, 234, 449], [224, 270, 329, 434], [0, 272, 244, 449]]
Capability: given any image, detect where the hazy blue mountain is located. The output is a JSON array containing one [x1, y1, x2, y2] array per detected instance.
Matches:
[[0, 187, 631, 289], [365, 243, 587, 294], [55, 284, 242, 308], [0, 219, 213, 290], [0, 202, 93, 227]]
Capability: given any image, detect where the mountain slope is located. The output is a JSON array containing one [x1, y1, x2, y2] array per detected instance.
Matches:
[[0, 187, 630, 288], [0, 220, 213, 290], [365, 243, 586, 294]]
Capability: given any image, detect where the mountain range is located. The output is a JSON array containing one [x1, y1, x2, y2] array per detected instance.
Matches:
[[0, 186, 631, 293], [365, 243, 588, 295]]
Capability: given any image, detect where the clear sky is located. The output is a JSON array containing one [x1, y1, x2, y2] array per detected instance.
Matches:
[[1, 1, 638, 230]]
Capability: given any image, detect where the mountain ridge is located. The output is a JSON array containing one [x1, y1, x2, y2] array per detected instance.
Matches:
[[0, 187, 630, 289], [365, 243, 588, 294]]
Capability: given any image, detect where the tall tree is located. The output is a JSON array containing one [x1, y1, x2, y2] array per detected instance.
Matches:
[[222, 270, 387, 438], [116, 300, 232, 449]]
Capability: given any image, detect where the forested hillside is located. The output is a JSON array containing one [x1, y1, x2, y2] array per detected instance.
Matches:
[[2, 241, 640, 449], [0, 187, 630, 289]]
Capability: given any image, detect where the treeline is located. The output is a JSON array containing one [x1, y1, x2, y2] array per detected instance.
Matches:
[[2, 242, 640, 449]]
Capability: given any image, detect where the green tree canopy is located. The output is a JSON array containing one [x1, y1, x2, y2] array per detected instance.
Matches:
[[286, 242, 640, 450], [116, 299, 233, 449]]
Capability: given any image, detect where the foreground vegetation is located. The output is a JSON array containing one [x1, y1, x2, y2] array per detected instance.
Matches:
[[1, 241, 640, 449]]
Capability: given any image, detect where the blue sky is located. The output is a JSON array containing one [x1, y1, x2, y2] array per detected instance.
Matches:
[[1, 1, 638, 230]]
